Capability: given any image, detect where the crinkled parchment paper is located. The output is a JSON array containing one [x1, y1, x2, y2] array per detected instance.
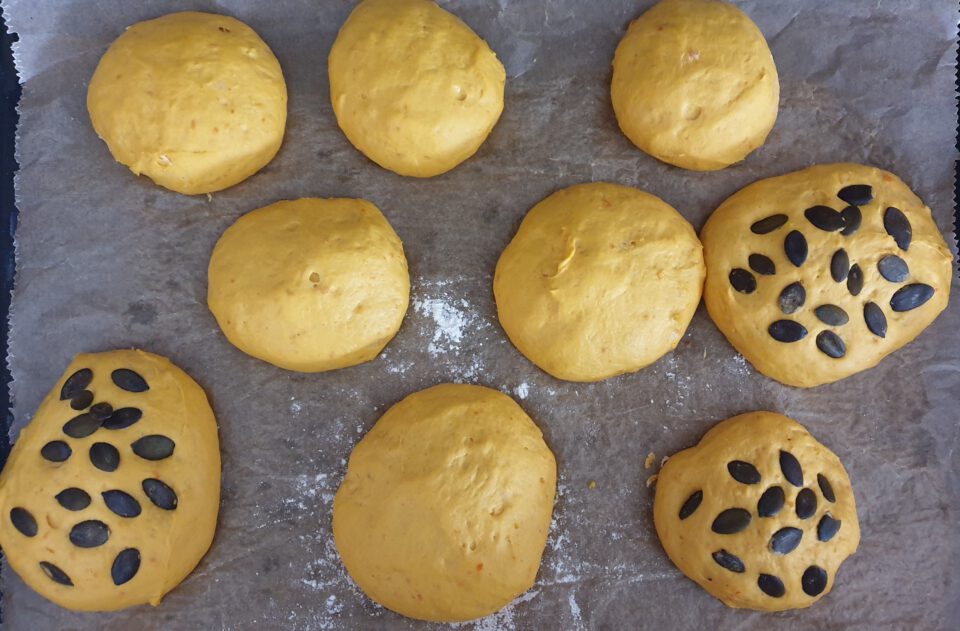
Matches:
[[1, 0, 958, 629]]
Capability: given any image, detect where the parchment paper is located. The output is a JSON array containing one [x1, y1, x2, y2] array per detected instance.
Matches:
[[2, 1, 958, 629]]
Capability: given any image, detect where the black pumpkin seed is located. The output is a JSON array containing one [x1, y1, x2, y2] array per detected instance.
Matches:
[[60, 368, 93, 400], [729, 268, 757, 294], [90, 442, 120, 472], [830, 249, 849, 282], [877, 255, 909, 283], [884, 207, 912, 251], [112, 548, 141, 586], [816, 330, 846, 359], [815, 304, 849, 326], [63, 413, 102, 439], [758, 574, 785, 598], [780, 450, 804, 487], [840, 205, 862, 236], [40, 561, 73, 586], [56, 488, 91, 511], [768, 319, 807, 343], [142, 478, 178, 510], [70, 390, 94, 411], [112, 369, 149, 393], [758, 486, 785, 517], [770, 527, 803, 555], [817, 474, 836, 503], [804, 205, 845, 232], [778, 282, 806, 315], [784, 231, 808, 267], [711, 549, 745, 573], [69, 519, 110, 548], [679, 490, 703, 520], [10, 507, 37, 537], [131, 435, 175, 461], [102, 490, 142, 518], [838, 184, 873, 206], [864, 302, 887, 338], [711, 508, 751, 535], [102, 407, 143, 430], [727, 461, 761, 485], [890, 283, 935, 312], [847, 263, 864, 296], [796, 488, 818, 519], [802, 566, 828, 597], [748, 254, 776, 276], [90, 402, 114, 421], [41, 440, 72, 462], [817, 514, 842, 542], [750, 214, 788, 234]]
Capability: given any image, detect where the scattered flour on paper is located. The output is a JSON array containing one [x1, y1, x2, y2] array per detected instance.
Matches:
[[514, 382, 529, 399]]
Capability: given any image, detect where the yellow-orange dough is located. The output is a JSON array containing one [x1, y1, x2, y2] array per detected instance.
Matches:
[[611, 0, 779, 171], [329, 0, 505, 177], [0, 350, 220, 611], [333, 384, 556, 622], [207, 198, 410, 373], [701, 163, 952, 387], [654, 411, 859, 611], [87, 11, 287, 194], [494, 182, 705, 382]]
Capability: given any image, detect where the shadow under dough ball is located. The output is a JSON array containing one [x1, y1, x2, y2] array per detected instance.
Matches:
[[611, 0, 779, 171], [87, 11, 287, 195]]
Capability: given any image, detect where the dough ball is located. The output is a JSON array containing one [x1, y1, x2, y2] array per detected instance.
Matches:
[[654, 411, 860, 611], [87, 11, 287, 195], [329, 0, 505, 177], [494, 182, 705, 382], [207, 198, 409, 373], [333, 384, 556, 622], [0, 350, 220, 611], [611, 0, 779, 171], [701, 163, 953, 387]]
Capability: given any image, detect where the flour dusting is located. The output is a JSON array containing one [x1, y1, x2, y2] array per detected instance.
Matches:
[[514, 382, 529, 399], [414, 295, 471, 355]]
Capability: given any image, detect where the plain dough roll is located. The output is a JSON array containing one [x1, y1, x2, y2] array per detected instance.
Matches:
[[333, 384, 556, 622], [207, 198, 409, 373], [611, 0, 779, 171], [329, 0, 506, 177], [494, 182, 705, 382], [87, 11, 287, 195]]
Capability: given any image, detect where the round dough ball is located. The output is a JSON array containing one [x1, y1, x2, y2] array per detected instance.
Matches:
[[329, 0, 505, 177], [494, 182, 705, 382], [87, 11, 287, 195], [654, 411, 860, 611], [611, 0, 779, 171], [0, 350, 220, 611], [207, 198, 409, 373], [701, 163, 953, 388], [333, 384, 556, 622]]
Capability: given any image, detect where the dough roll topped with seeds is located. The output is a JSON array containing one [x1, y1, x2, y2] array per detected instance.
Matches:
[[333, 384, 556, 622], [654, 411, 859, 611], [701, 163, 952, 387], [87, 11, 287, 195], [0, 350, 220, 611]]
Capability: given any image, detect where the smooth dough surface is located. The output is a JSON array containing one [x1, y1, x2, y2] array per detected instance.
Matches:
[[611, 0, 779, 171], [0, 350, 220, 611], [329, 0, 505, 177], [87, 11, 287, 195], [701, 163, 952, 388], [494, 182, 705, 382], [207, 198, 409, 373], [333, 384, 556, 622], [654, 412, 860, 611]]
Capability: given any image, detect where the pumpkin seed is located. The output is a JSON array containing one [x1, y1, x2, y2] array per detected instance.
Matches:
[[816, 330, 846, 358], [815, 304, 849, 326], [131, 435, 175, 461], [102, 490, 142, 518], [802, 566, 828, 597], [837, 184, 873, 206], [768, 319, 807, 342], [770, 527, 803, 554], [817, 514, 841, 542], [711, 508, 751, 534], [779, 450, 803, 487], [758, 574, 785, 598], [40, 561, 73, 586], [890, 283, 934, 312], [796, 487, 818, 519], [778, 283, 806, 315], [784, 230, 808, 267], [41, 440, 72, 462], [111, 369, 149, 393], [60, 368, 93, 400], [711, 549, 745, 573], [864, 302, 887, 338], [847, 263, 864, 296], [103, 407, 143, 430], [758, 486, 785, 517], [142, 478, 178, 510], [750, 214, 788, 234], [729, 268, 757, 294], [727, 460, 761, 485], [10, 507, 37, 537], [877, 255, 909, 283], [69, 519, 110, 548], [830, 249, 849, 282], [112, 548, 141, 586], [678, 490, 702, 520], [748, 253, 776, 276], [804, 205, 845, 231], [56, 488, 91, 511], [840, 205, 862, 236], [90, 442, 120, 472], [883, 207, 912, 251], [817, 473, 836, 503]]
